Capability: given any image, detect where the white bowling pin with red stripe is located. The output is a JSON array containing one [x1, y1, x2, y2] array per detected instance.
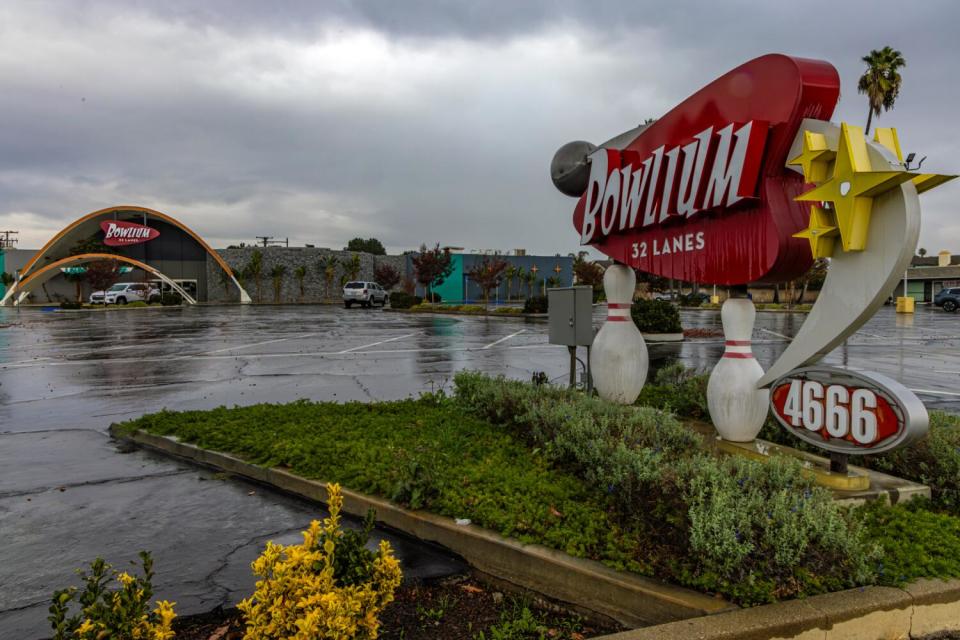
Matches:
[[590, 264, 648, 404], [707, 298, 769, 441]]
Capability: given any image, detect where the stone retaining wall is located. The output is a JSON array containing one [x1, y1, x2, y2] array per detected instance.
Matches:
[[206, 247, 406, 303]]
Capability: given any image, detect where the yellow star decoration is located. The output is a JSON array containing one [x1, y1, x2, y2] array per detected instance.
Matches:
[[793, 205, 838, 258], [788, 131, 835, 184], [796, 123, 915, 252]]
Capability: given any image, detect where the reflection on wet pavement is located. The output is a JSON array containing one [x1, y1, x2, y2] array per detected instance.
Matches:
[[2, 303, 959, 637]]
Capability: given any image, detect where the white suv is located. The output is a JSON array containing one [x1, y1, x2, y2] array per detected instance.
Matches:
[[343, 281, 388, 308], [89, 282, 160, 305]]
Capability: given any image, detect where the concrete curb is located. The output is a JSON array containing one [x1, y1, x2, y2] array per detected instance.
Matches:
[[595, 578, 960, 639], [110, 427, 733, 628], [642, 333, 684, 342]]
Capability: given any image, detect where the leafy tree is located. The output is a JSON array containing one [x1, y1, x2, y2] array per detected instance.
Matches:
[[411, 243, 454, 300], [466, 255, 508, 304], [62, 270, 86, 302], [344, 253, 362, 282], [85, 260, 122, 296], [270, 264, 287, 303], [918, 248, 928, 258], [858, 46, 906, 135], [345, 238, 386, 255], [573, 255, 604, 292], [317, 256, 339, 301], [69, 233, 114, 256], [245, 250, 264, 303], [503, 265, 517, 300], [293, 265, 307, 302], [373, 263, 401, 290], [789, 257, 830, 304]]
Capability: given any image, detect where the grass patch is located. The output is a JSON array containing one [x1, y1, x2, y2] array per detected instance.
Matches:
[[861, 498, 960, 586]]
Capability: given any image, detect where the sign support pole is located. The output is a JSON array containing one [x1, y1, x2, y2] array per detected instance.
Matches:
[[830, 452, 849, 475]]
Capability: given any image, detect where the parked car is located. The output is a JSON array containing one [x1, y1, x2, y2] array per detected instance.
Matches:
[[342, 281, 388, 308], [89, 282, 160, 305], [934, 288, 960, 312]]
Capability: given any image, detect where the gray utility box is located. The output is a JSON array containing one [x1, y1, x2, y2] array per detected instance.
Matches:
[[548, 286, 594, 346]]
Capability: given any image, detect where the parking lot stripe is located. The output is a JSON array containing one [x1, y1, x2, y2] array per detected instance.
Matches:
[[337, 332, 419, 354], [910, 388, 960, 397], [483, 329, 526, 350], [760, 328, 793, 341], [201, 332, 319, 355]]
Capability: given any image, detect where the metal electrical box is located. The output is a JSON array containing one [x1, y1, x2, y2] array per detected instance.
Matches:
[[548, 286, 594, 346]]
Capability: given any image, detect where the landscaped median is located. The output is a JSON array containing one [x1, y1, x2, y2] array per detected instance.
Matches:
[[110, 372, 960, 636]]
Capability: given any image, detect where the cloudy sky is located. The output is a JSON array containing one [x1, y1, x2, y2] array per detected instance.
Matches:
[[1, 0, 957, 255]]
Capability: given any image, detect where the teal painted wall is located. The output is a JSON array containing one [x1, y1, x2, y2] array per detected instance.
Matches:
[[432, 254, 463, 302]]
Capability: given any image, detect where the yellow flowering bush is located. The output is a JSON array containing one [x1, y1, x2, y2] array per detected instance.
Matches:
[[239, 483, 402, 639], [48, 551, 176, 640]]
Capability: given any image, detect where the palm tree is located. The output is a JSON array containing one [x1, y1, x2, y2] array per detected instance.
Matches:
[[858, 46, 906, 135], [515, 266, 526, 299], [270, 264, 287, 303], [293, 265, 307, 303], [503, 265, 516, 301], [246, 250, 264, 303], [317, 256, 339, 301], [524, 271, 537, 298], [345, 253, 362, 281]]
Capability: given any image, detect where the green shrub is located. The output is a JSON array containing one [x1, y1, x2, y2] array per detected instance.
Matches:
[[48, 552, 176, 640], [160, 292, 182, 306], [861, 412, 960, 514], [631, 299, 682, 333], [59, 301, 83, 310], [424, 292, 442, 303], [522, 295, 548, 314], [126, 301, 148, 308], [388, 291, 422, 309], [493, 306, 523, 314], [459, 304, 487, 313], [677, 293, 704, 308], [636, 364, 710, 419], [662, 455, 877, 603]]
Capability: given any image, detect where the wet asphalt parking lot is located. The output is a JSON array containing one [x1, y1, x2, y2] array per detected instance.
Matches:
[[2, 302, 960, 638]]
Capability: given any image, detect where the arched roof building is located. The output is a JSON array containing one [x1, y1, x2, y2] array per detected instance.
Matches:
[[1, 206, 251, 305]]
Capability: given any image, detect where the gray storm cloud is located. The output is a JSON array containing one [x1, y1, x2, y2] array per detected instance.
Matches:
[[1, 0, 957, 254]]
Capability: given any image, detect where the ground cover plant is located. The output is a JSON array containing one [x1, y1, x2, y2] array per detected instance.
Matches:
[[115, 395, 638, 569], [120, 375, 879, 606]]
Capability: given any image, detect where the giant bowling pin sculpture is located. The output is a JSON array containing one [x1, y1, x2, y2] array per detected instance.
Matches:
[[707, 299, 769, 441], [590, 264, 648, 404]]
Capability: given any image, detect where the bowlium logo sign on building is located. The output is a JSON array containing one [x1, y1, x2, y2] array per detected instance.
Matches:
[[100, 220, 160, 247]]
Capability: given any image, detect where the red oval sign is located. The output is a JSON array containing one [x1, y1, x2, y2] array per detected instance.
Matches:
[[769, 367, 928, 455], [100, 220, 160, 247], [570, 54, 840, 285]]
